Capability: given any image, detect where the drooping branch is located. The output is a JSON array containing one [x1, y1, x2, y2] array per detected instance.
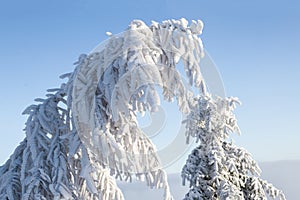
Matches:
[[0, 18, 207, 200]]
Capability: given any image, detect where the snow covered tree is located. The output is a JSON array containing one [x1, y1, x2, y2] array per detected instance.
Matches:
[[0, 18, 206, 199], [181, 95, 286, 200]]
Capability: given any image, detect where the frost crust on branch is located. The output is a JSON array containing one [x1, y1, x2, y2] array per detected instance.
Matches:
[[71, 18, 207, 200], [0, 18, 206, 200]]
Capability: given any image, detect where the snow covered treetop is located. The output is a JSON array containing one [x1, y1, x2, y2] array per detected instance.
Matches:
[[70, 18, 207, 199], [184, 95, 241, 144], [0, 18, 208, 200], [73, 19, 205, 128], [71, 18, 207, 171]]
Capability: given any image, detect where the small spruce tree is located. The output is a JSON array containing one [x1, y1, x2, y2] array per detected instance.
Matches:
[[182, 95, 286, 200]]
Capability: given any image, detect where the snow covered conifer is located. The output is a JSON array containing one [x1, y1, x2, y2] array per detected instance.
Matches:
[[0, 18, 206, 200], [0, 16, 285, 200], [182, 95, 286, 200]]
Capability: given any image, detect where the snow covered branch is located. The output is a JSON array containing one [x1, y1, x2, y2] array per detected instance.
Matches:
[[0, 18, 206, 200]]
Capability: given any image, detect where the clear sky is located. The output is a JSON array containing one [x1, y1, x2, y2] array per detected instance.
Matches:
[[0, 0, 299, 173]]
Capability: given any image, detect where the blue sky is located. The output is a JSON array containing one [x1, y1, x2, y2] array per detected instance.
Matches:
[[0, 0, 299, 172]]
